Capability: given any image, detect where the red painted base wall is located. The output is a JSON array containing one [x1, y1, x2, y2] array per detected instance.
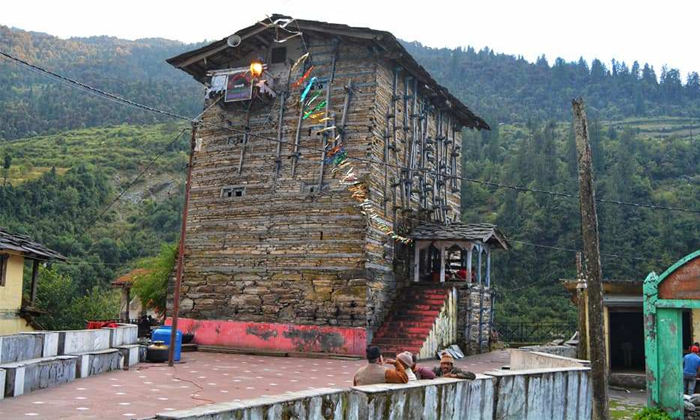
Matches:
[[166, 318, 367, 356]]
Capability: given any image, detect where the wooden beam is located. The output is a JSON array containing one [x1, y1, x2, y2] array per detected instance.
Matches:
[[30, 259, 39, 305], [414, 245, 420, 283], [573, 98, 610, 420], [175, 25, 271, 69], [439, 244, 446, 283]]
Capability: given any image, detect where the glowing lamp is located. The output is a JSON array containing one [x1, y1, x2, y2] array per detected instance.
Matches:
[[250, 61, 264, 78]]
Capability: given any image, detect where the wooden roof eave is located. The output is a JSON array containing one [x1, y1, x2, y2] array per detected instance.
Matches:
[[166, 16, 490, 130]]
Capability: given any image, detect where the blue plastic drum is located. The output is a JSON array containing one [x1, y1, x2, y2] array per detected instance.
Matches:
[[152, 326, 183, 362]]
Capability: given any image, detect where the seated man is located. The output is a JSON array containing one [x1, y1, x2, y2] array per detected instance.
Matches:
[[432, 353, 476, 380], [411, 353, 436, 380], [354, 346, 409, 386], [396, 351, 418, 381]]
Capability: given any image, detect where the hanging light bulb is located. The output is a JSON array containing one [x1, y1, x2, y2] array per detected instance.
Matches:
[[250, 61, 264, 78]]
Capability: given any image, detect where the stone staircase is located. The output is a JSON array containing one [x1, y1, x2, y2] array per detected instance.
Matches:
[[370, 285, 454, 358]]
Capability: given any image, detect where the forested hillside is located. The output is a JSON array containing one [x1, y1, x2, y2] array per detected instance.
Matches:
[[403, 42, 700, 124], [0, 26, 202, 140], [1, 27, 699, 328]]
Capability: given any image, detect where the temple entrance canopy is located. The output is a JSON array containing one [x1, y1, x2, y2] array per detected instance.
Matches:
[[644, 249, 700, 419], [410, 223, 509, 284]]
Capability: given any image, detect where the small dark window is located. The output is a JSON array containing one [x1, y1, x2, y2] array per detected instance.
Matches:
[[0, 254, 7, 287], [221, 187, 245, 198], [271, 47, 287, 64], [227, 136, 244, 145]]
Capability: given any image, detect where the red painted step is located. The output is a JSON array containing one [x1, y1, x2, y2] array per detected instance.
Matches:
[[370, 285, 451, 356]]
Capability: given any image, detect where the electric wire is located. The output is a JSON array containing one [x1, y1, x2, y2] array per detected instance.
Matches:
[[197, 120, 700, 215], [75, 128, 189, 237], [0, 49, 192, 122], [4, 30, 696, 215], [2, 31, 697, 277]]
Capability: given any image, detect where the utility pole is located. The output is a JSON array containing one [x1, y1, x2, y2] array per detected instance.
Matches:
[[572, 99, 609, 420], [576, 251, 589, 360], [168, 124, 196, 367]]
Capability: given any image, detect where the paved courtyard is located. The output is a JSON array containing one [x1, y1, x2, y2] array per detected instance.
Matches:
[[0, 350, 509, 420]]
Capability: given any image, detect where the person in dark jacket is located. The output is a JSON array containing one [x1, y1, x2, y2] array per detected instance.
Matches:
[[353, 346, 409, 386], [432, 353, 476, 380]]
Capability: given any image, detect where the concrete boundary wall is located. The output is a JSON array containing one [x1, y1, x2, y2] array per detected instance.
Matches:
[[1, 355, 77, 397], [510, 349, 590, 370], [20, 332, 60, 357], [0, 334, 44, 363], [105, 324, 138, 348], [152, 368, 592, 420], [0, 368, 5, 400], [57, 329, 111, 355]]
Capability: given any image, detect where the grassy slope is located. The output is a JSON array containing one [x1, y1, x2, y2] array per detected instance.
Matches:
[[0, 122, 188, 239]]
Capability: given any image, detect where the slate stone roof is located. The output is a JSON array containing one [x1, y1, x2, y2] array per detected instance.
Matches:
[[112, 268, 151, 287], [166, 15, 489, 130], [0, 228, 66, 261], [409, 223, 510, 249]]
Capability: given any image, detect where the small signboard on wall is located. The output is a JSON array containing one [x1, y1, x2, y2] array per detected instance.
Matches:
[[225, 70, 253, 102]]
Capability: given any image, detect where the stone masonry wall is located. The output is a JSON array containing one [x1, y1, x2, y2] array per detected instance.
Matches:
[[457, 284, 493, 355], [364, 59, 464, 338], [170, 32, 468, 338], [170, 37, 377, 329]]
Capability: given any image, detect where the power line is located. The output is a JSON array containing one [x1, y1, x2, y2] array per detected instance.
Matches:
[[509, 239, 647, 261], [3, 40, 698, 216], [199, 121, 700, 216], [0, 49, 192, 122], [76, 128, 189, 237]]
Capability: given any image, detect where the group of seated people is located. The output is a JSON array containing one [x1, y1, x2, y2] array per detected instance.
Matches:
[[353, 346, 476, 386]]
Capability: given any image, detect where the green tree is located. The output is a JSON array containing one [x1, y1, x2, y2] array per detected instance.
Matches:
[[3, 152, 11, 186], [131, 243, 177, 317]]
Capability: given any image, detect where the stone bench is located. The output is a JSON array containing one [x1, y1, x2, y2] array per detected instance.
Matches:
[[104, 324, 138, 347], [57, 329, 111, 355], [1, 355, 77, 397], [75, 348, 121, 379], [19, 332, 60, 358], [0, 368, 5, 401], [0, 334, 44, 363], [116, 344, 145, 369]]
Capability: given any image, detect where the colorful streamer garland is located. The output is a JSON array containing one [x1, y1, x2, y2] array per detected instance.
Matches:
[[290, 52, 411, 244], [339, 164, 412, 244]]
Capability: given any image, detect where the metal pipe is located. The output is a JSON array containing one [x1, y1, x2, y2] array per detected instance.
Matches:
[[407, 78, 419, 204], [391, 67, 400, 228], [168, 126, 196, 367], [451, 124, 459, 191], [337, 80, 353, 145], [443, 119, 451, 222], [419, 100, 428, 208], [291, 105, 305, 178], [402, 76, 411, 209], [273, 91, 287, 190], [317, 47, 338, 193], [237, 108, 251, 174]]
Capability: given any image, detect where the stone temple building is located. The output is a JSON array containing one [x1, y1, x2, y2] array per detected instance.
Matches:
[[166, 16, 509, 357]]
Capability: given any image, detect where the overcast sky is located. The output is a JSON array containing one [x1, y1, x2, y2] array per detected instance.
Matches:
[[4, 0, 699, 78]]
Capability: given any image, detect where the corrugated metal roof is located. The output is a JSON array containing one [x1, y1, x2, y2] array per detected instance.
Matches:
[[410, 222, 509, 249], [0, 229, 66, 261], [166, 15, 489, 130]]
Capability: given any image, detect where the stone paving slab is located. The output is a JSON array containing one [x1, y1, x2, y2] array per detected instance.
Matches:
[[0, 350, 509, 420]]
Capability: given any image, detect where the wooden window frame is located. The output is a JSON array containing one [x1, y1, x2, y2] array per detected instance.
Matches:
[[221, 186, 246, 198], [0, 254, 7, 287]]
